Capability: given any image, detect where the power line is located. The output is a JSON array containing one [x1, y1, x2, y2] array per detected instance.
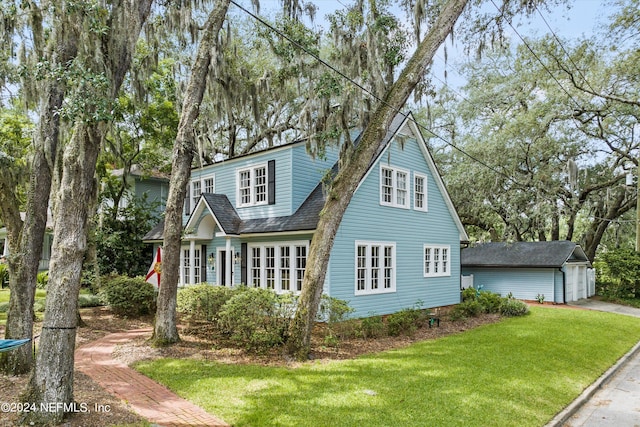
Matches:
[[489, 0, 584, 110], [229, 0, 524, 187], [534, 5, 599, 96]]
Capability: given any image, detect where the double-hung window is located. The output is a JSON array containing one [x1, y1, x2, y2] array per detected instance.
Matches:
[[185, 174, 215, 215], [414, 173, 427, 211], [380, 165, 410, 209], [424, 245, 451, 277], [180, 246, 203, 285], [237, 164, 268, 207], [355, 241, 396, 295], [249, 242, 308, 293]]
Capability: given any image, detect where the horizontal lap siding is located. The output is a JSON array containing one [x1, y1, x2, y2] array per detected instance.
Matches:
[[291, 144, 339, 212], [189, 146, 295, 221], [329, 133, 461, 318], [461, 267, 557, 302]]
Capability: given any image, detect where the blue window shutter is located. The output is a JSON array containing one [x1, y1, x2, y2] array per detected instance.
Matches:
[[268, 160, 275, 205]]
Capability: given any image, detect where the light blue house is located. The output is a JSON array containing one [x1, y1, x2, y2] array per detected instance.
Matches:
[[144, 113, 469, 317]]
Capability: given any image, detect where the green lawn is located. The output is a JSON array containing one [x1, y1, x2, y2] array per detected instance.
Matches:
[[135, 307, 640, 427], [0, 288, 47, 326]]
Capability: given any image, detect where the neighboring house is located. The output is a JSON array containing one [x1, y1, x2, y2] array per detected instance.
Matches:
[[0, 167, 168, 273], [108, 165, 169, 215], [0, 212, 54, 271], [461, 241, 595, 303], [144, 113, 469, 318]]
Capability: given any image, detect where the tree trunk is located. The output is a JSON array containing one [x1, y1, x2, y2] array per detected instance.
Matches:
[[285, 0, 470, 360], [21, 123, 102, 425], [21, 1, 153, 422], [582, 191, 635, 261], [154, 0, 231, 345], [0, 26, 78, 374]]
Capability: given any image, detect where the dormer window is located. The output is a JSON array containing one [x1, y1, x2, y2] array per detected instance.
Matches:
[[237, 160, 275, 207]]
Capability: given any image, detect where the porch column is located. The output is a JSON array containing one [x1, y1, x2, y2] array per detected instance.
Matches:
[[189, 240, 196, 285], [225, 237, 232, 287], [179, 248, 184, 286]]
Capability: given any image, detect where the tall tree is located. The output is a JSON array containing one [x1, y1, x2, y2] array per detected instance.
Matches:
[[0, 0, 79, 375], [21, 1, 153, 423], [286, 0, 470, 360], [154, 0, 232, 345]]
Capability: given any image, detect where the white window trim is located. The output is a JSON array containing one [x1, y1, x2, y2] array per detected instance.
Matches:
[[354, 240, 396, 296], [413, 172, 428, 212], [424, 244, 451, 277], [236, 163, 268, 208], [180, 245, 203, 285], [248, 241, 309, 293], [379, 164, 410, 209], [187, 173, 215, 214]]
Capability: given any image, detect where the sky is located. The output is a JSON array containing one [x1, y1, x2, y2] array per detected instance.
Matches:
[[233, 0, 613, 88]]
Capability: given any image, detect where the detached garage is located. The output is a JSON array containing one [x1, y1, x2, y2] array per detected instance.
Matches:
[[461, 241, 595, 304]]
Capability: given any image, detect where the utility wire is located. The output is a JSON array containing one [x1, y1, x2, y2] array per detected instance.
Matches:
[[489, 0, 584, 110], [230, 0, 524, 187], [534, 5, 600, 96]]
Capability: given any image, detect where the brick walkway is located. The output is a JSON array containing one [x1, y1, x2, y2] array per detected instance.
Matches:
[[75, 328, 228, 427]]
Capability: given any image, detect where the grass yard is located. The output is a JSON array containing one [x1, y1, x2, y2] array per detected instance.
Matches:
[[0, 288, 47, 326], [136, 306, 640, 427]]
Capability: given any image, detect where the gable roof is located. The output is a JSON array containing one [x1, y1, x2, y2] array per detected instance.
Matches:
[[144, 112, 468, 241], [461, 241, 591, 268]]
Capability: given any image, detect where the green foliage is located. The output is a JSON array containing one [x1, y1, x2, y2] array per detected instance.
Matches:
[[316, 295, 354, 324], [453, 290, 528, 320], [449, 300, 483, 321], [36, 271, 49, 289], [99, 275, 156, 317], [359, 314, 386, 339], [95, 195, 160, 277], [386, 306, 426, 337], [499, 299, 530, 317], [535, 293, 545, 304], [216, 288, 294, 353], [596, 248, 640, 299], [477, 291, 503, 313], [461, 287, 477, 302], [177, 284, 235, 321], [0, 264, 8, 288], [78, 293, 103, 308]]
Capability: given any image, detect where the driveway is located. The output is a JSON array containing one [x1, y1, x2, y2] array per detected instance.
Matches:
[[549, 298, 640, 426]]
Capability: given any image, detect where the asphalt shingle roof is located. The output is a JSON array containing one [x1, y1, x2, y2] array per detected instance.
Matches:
[[461, 241, 590, 268]]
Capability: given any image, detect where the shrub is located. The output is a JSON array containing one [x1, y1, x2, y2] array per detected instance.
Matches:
[[387, 306, 426, 336], [78, 293, 103, 308], [0, 302, 8, 313], [177, 284, 235, 321], [449, 299, 483, 321], [499, 298, 530, 317], [216, 288, 292, 353], [359, 314, 386, 339], [477, 291, 503, 313], [596, 248, 640, 299], [36, 271, 49, 289], [99, 275, 156, 317], [461, 287, 477, 302]]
